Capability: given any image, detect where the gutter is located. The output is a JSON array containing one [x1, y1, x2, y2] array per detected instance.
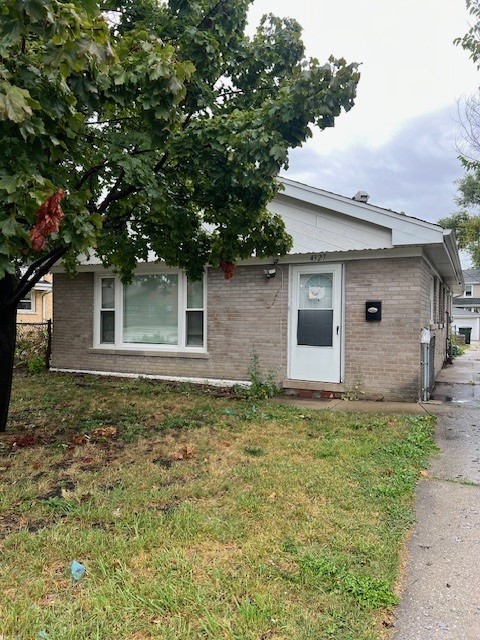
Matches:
[[443, 229, 464, 295]]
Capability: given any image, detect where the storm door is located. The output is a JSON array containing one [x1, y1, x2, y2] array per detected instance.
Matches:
[[289, 264, 343, 382]]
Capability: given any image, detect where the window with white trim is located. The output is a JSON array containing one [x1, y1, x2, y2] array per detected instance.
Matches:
[[18, 291, 34, 312], [465, 285, 472, 297], [95, 272, 205, 350]]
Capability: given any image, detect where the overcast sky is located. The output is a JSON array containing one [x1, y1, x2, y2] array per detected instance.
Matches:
[[248, 0, 479, 224]]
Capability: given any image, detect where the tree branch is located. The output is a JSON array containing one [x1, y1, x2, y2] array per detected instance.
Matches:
[[8, 245, 70, 310], [197, 0, 225, 29], [75, 161, 108, 190]]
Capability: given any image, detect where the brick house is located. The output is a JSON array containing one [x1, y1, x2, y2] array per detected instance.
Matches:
[[50, 179, 463, 401]]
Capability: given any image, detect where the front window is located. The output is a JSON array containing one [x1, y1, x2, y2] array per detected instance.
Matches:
[[124, 274, 179, 345], [465, 285, 472, 297], [96, 271, 205, 350]]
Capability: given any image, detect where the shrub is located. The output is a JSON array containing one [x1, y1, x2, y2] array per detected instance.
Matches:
[[15, 324, 48, 371]]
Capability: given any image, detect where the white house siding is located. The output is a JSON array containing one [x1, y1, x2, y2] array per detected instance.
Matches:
[[452, 309, 480, 342], [269, 197, 392, 254]]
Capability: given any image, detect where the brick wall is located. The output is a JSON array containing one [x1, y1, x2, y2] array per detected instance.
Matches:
[[344, 257, 423, 401], [52, 256, 448, 402], [419, 258, 448, 379], [51, 266, 288, 382]]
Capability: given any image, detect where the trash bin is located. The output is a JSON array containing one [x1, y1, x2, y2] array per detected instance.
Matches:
[[458, 327, 472, 345]]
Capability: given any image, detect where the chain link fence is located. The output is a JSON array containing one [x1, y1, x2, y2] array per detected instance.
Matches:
[[15, 321, 52, 371]]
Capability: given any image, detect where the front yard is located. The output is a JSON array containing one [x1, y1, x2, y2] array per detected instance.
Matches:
[[0, 372, 435, 639]]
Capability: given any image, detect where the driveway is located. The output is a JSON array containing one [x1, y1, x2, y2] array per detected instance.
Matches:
[[393, 346, 480, 639]]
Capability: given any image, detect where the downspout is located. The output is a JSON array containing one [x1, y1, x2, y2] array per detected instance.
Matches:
[[421, 327, 431, 401], [39, 291, 48, 322]]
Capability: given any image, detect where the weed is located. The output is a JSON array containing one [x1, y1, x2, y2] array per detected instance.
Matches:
[[342, 370, 365, 401], [246, 350, 279, 399], [15, 325, 49, 370], [243, 445, 266, 457], [27, 355, 46, 373], [299, 553, 398, 609]]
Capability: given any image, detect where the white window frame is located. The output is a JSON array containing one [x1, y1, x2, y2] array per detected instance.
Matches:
[[18, 290, 35, 313], [465, 285, 473, 297], [93, 269, 206, 352]]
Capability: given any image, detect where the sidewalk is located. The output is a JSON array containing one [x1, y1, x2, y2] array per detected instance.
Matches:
[[393, 347, 480, 639]]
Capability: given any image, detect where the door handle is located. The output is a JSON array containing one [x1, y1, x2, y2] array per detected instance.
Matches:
[[336, 326, 340, 335]]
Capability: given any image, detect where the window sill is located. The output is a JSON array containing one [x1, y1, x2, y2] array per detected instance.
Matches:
[[90, 347, 209, 359]]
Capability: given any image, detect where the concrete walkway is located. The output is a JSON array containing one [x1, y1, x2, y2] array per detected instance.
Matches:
[[393, 347, 480, 639], [271, 396, 435, 415]]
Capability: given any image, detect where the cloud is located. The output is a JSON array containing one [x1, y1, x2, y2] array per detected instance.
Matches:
[[282, 105, 464, 223]]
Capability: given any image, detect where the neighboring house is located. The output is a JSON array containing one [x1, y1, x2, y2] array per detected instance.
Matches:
[[17, 273, 53, 324], [451, 269, 480, 343], [452, 268, 480, 313], [451, 306, 480, 344], [50, 179, 463, 402]]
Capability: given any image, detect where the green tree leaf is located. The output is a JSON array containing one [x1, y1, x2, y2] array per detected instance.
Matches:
[[0, 0, 359, 285], [0, 83, 38, 123]]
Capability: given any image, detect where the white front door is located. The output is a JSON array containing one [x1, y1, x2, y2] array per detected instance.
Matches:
[[289, 264, 343, 383]]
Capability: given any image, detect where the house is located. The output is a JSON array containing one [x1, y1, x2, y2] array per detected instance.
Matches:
[[452, 306, 480, 344], [452, 268, 480, 311], [50, 179, 463, 402], [451, 269, 480, 343], [17, 273, 53, 324]]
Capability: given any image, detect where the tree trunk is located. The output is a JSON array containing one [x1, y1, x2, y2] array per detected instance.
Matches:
[[0, 275, 17, 432]]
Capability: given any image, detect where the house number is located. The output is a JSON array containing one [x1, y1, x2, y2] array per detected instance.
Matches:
[[309, 253, 326, 262]]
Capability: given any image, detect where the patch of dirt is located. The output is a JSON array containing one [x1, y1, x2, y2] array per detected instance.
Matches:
[[99, 480, 123, 492], [27, 519, 49, 533], [153, 457, 173, 469], [0, 514, 50, 539], [38, 479, 76, 501], [155, 500, 179, 515]]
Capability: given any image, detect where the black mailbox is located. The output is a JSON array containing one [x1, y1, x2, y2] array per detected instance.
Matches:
[[366, 300, 382, 322]]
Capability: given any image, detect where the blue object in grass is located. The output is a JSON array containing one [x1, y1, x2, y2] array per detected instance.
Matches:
[[70, 560, 86, 581]]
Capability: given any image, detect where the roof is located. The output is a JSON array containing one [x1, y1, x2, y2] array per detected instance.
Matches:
[[463, 269, 480, 284], [452, 306, 480, 317], [53, 177, 465, 294], [453, 297, 480, 306], [275, 178, 464, 295]]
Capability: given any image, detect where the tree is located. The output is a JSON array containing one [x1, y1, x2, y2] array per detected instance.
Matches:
[[0, 0, 360, 430], [440, 1, 480, 260]]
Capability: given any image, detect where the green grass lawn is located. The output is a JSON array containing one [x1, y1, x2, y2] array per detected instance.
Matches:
[[0, 372, 436, 640]]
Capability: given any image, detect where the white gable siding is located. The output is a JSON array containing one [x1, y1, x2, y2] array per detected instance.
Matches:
[[269, 197, 392, 254], [279, 179, 446, 247]]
